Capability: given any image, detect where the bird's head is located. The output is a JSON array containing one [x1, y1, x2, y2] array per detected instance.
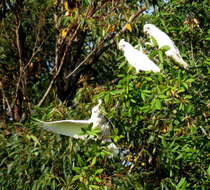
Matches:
[[143, 24, 156, 35], [118, 39, 133, 51], [91, 99, 102, 118], [118, 39, 127, 51]]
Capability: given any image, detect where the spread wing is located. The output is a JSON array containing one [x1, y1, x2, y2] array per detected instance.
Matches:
[[37, 119, 92, 139]]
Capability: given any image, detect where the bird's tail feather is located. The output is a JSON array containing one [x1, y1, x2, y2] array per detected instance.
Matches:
[[171, 53, 188, 69]]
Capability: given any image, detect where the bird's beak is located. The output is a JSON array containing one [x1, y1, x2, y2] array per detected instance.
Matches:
[[98, 99, 102, 106], [118, 43, 125, 50]]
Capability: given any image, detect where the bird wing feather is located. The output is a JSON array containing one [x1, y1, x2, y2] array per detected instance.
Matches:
[[147, 26, 188, 68], [125, 47, 160, 72], [149, 27, 181, 55], [38, 119, 92, 138]]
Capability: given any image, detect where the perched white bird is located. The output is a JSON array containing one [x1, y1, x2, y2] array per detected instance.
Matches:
[[143, 24, 188, 69], [37, 100, 119, 156], [118, 39, 160, 73]]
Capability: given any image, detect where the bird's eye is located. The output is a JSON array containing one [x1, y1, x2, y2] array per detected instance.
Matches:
[[122, 44, 125, 48]]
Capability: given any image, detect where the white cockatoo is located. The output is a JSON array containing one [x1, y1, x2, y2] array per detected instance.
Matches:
[[118, 39, 160, 73], [37, 99, 119, 157], [143, 24, 188, 69]]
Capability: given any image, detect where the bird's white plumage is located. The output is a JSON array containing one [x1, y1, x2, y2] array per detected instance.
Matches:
[[118, 39, 160, 73], [143, 24, 188, 69], [37, 99, 119, 156], [39, 119, 92, 139]]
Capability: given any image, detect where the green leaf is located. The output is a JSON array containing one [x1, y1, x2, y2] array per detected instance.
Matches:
[[158, 50, 164, 63], [160, 45, 171, 52], [154, 99, 161, 110], [90, 157, 97, 166], [176, 177, 187, 189], [148, 135, 155, 144], [151, 36, 158, 47], [207, 165, 210, 176], [95, 168, 104, 175], [72, 167, 81, 172], [7, 163, 13, 174], [72, 175, 81, 182]]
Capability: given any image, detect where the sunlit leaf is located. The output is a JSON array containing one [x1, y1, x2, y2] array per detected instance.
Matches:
[[125, 23, 132, 32]]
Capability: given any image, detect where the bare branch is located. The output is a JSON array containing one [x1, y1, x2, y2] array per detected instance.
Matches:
[[13, 17, 49, 108], [13, 19, 24, 108], [37, 24, 81, 107], [24, 35, 50, 71]]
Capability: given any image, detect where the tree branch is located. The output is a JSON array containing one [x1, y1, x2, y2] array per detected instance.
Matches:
[[37, 24, 81, 106], [13, 15, 25, 108]]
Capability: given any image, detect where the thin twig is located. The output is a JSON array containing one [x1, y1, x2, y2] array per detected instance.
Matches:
[[14, 15, 40, 100], [13, 20, 24, 107], [13, 22, 49, 109], [24, 36, 50, 70], [23, 26, 41, 70], [37, 24, 81, 106], [65, 5, 147, 79], [51, 16, 80, 73]]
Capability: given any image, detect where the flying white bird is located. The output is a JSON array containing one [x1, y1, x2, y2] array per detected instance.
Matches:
[[118, 39, 160, 73], [143, 24, 188, 69], [37, 99, 119, 156]]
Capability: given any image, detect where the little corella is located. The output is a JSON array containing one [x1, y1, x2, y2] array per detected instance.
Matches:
[[118, 39, 160, 73], [143, 24, 188, 69], [37, 100, 119, 156]]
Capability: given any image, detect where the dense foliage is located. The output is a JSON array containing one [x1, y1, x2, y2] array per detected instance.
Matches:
[[0, 0, 209, 189]]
